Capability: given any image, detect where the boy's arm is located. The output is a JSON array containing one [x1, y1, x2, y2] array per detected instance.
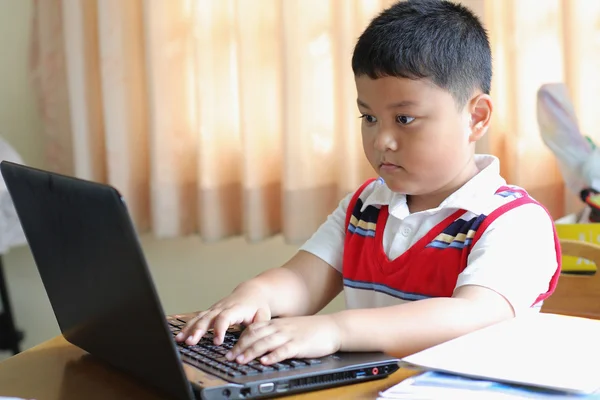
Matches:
[[239, 250, 343, 318], [333, 202, 558, 357], [237, 188, 352, 317], [333, 285, 512, 357]]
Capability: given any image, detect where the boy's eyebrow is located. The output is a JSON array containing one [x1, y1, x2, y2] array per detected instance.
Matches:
[[356, 99, 418, 109], [357, 99, 371, 109]]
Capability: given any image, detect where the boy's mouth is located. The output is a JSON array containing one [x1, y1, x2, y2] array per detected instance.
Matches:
[[379, 162, 403, 171]]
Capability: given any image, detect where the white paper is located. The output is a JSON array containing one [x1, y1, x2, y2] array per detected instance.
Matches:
[[378, 383, 513, 400], [400, 313, 600, 394], [377, 371, 600, 400], [0, 398, 35, 400]]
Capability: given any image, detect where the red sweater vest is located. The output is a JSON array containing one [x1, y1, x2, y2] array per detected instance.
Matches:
[[342, 179, 562, 306]]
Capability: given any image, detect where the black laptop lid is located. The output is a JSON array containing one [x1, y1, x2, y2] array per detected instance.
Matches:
[[0, 161, 193, 400]]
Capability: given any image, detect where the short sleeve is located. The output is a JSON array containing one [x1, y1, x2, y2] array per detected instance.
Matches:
[[455, 202, 558, 314], [298, 192, 353, 272]]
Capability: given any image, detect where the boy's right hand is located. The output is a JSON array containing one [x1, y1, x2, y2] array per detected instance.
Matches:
[[175, 285, 271, 346]]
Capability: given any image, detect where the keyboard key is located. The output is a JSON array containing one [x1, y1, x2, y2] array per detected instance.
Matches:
[[223, 361, 239, 369], [190, 353, 209, 362], [190, 346, 209, 355], [287, 360, 307, 368], [305, 359, 322, 365], [252, 364, 275, 373], [271, 363, 290, 371], [214, 364, 230, 374], [239, 366, 259, 375]]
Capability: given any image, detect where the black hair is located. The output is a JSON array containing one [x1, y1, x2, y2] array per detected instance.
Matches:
[[352, 0, 491, 107]]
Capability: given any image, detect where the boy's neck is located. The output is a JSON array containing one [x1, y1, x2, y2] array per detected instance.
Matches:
[[406, 158, 480, 214]]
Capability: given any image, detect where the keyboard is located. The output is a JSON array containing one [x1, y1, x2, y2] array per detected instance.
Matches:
[[167, 317, 321, 379]]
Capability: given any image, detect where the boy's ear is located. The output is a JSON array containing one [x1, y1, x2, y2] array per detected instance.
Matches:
[[467, 93, 493, 142]]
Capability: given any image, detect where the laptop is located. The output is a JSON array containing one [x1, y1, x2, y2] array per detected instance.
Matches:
[[0, 161, 399, 400]]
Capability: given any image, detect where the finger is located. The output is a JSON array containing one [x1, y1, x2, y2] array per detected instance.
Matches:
[[180, 310, 217, 345], [212, 309, 243, 345], [175, 312, 204, 342], [260, 341, 297, 365], [186, 327, 205, 345], [189, 309, 225, 344], [252, 307, 271, 323], [236, 332, 290, 364], [227, 322, 273, 362]]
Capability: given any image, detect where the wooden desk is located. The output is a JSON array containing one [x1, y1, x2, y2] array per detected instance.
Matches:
[[0, 336, 415, 399]]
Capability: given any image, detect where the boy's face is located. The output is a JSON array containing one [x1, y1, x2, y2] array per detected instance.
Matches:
[[355, 75, 481, 195]]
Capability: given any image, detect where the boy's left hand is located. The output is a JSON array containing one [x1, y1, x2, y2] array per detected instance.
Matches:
[[225, 314, 342, 365]]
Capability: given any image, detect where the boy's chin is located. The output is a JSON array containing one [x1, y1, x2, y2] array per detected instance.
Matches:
[[380, 178, 415, 195]]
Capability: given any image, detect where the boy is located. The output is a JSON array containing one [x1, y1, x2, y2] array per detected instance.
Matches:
[[176, 0, 560, 365]]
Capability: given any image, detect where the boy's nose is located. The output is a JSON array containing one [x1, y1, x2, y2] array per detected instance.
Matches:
[[374, 128, 398, 152]]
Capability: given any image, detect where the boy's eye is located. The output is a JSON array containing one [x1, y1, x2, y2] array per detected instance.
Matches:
[[396, 115, 415, 125], [359, 114, 377, 124]]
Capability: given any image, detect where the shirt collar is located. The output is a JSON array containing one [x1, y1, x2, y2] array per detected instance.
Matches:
[[361, 154, 506, 216]]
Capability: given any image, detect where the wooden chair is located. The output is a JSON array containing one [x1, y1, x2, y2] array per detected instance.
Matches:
[[542, 239, 600, 319]]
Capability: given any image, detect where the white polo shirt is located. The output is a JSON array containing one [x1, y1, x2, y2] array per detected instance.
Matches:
[[300, 155, 558, 314]]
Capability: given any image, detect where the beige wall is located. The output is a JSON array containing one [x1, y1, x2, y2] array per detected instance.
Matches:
[[0, 0, 344, 355]]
